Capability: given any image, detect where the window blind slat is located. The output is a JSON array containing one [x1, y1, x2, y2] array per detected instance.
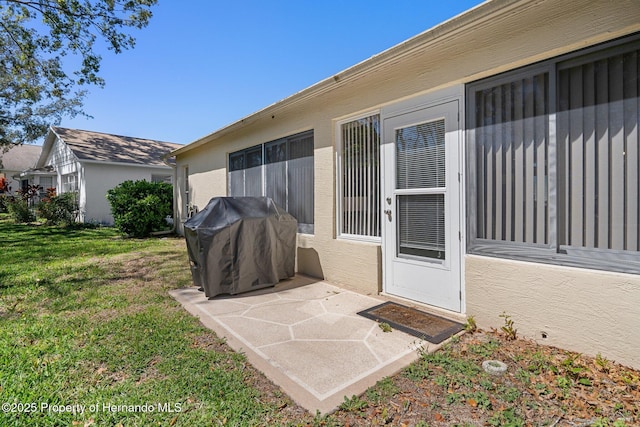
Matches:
[[513, 80, 525, 242], [535, 73, 548, 244], [476, 93, 486, 239], [624, 51, 639, 251], [524, 77, 536, 243], [485, 91, 495, 239], [494, 85, 504, 240], [610, 56, 626, 250], [504, 83, 514, 241], [596, 59, 610, 248], [583, 62, 597, 248], [569, 66, 584, 246]]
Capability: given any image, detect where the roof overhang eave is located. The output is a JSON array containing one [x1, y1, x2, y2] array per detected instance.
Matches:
[[170, 0, 506, 158]]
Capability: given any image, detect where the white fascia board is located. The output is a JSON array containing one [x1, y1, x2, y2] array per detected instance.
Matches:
[[79, 159, 174, 170]]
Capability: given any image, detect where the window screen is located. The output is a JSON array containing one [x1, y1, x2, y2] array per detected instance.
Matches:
[[228, 130, 314, 233], [467, 34, 640, 274], [339, 114, 381, 239]]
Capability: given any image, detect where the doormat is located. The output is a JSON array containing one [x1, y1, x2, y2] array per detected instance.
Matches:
[[357, 302, 464, 344]]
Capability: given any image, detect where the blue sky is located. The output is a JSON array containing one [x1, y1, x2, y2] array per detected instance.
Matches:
[[62, 1, 485, 145]]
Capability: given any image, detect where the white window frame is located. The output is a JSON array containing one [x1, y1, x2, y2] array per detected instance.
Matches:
[[183, 165, 192, 219], [335, 110, 382, 243], [61, 173, 78, 193]]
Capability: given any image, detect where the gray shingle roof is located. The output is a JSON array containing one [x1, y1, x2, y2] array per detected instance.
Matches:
[[51, 127, 182, 167], [0, 144, 42, 171]]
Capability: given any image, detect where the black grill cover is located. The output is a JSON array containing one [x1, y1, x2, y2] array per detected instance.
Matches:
[[184, 197, 297, 297]]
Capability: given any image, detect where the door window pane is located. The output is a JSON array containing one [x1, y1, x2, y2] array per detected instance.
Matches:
[[396, 119, 445, 190], [397, 194, 445, 260]]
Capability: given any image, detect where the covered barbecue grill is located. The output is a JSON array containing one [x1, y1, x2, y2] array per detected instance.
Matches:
[[183, 197, 297, 297]]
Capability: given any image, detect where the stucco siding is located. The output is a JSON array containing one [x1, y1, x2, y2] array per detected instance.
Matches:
[[83, 163, 174, 225], [174, 0, 640, 367], [465, 255, 640, 369]]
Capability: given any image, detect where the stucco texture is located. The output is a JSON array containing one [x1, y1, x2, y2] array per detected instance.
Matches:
[[466, 255, 640, 369], [174, 0, 640, 368]]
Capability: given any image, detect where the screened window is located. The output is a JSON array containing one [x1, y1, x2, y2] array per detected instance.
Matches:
[[338, 114, 381, 239], [61, 173, 78, 193], [467, 34, 640, 273], [228, 130, 314, 234], [39, 176, 54, 190], [152, 175, 172, 184], [38, 176, 54, 198], [183, 166, 190, 217]]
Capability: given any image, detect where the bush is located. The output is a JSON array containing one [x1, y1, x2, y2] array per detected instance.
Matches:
[[6, 197, 36, 223], [106, 180, 173, 237], [37, 191, 79, 226], [0, 194, 9, 213]]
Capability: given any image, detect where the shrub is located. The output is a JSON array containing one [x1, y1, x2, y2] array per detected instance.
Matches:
[[37, 190, 79, 226], [6, 197, 36, 223], [0, 194, 9, 213], [106, 180, 173, 237]]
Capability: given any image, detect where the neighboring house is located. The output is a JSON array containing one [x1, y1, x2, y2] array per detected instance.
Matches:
[[19, 127, 181, 224], [169, 0, 640, 369], [0, 144, 42, 193]]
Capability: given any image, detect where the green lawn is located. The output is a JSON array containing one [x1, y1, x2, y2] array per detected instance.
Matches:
[[0, 215, 302, 426], [3, 215, 638, 426]]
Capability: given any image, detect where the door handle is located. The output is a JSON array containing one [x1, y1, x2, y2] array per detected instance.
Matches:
[[384, 209, 392, 221]]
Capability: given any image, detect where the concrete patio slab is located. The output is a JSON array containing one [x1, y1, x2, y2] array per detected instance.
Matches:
[[170, 275, 447, 414]]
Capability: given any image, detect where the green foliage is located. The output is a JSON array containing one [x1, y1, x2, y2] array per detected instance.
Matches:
[[465, 315, 477, 333], [499, 312, 518, 341], [37, 190, 78, 226], [379, 321, 393, 332], [6, 196, 35, 222], [366, 377, 399, 404], [0, 193, 9, 213], [0, 0, 157, 146], [106, 180, 173, 237], [487, 408, 525, 426], [0, 219, 292, 426], [340, 394, 368, 413]]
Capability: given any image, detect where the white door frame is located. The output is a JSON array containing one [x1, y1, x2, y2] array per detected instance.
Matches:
[[380, 86, 465, 313]]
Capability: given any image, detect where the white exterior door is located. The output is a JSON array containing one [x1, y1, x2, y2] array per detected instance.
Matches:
[[382, 100, 462, 312]]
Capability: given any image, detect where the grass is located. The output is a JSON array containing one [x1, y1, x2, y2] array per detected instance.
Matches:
[[0, 215, 299, 426]]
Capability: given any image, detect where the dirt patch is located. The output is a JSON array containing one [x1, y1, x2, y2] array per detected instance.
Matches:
[[321, 330, 640, 426]]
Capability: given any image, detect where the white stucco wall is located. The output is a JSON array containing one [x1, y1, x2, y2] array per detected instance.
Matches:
[[0, 170, 22, 192], [83, 162, 174, 225], [175, 0, 640, 368]]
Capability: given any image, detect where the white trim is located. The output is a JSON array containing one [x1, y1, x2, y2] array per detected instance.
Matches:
[[79, 159, 173, 169], [380, 85, 465, 314]]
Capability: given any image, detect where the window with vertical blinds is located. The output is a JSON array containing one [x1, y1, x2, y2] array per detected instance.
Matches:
[[472, 72, 549, 245], [467, 33, 640, 274], [338, 114, 381, 239], [558, 47, 640, 253], [228, 130, 314, 234]]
